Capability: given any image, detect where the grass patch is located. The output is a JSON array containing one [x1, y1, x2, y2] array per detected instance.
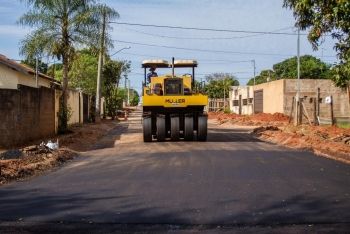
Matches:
[[336, 122, 350, 129]]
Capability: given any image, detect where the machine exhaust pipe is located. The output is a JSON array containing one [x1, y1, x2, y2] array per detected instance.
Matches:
[[172, 57, 175, 78]]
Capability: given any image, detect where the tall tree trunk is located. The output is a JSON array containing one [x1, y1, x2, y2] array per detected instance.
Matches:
[[347, 83, 350, 115], [61, 54, 69, 132]]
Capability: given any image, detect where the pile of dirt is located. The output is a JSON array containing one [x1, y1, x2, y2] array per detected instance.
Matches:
[[0, 147, 77, 185], [209, 111, 350, 164], [208, 112, 290, 126], [254, 124, 350, 164], [0, 119, 120, 185], [59, 119, 119, 152]]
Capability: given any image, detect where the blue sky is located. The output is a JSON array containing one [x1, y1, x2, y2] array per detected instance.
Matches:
[[0, 0, 338, 90]]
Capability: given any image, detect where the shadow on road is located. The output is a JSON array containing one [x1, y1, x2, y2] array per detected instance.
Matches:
[[207, 128, 261, 142], [0, 186, 349, 233]]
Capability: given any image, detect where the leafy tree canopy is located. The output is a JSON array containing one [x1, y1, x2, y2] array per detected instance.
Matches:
[[129, 89, 140, 106], [21, 57, 48, 74], [247, 69, 276, 86], [283, 0, 350, 87], [205, 73, 239, 98], [247, 55, 331, 85], [273, 55, 331, 79]]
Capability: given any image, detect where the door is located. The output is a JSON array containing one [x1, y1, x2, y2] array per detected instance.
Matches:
[[254, 90, 263, 113]]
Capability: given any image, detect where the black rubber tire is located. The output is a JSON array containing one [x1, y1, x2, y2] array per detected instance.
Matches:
[[156, 115, 166, 142], [184, 115, 194, 141], [170, 116, 180, 141], [143, 116, 152, 142], [197, 115, 208, 141]]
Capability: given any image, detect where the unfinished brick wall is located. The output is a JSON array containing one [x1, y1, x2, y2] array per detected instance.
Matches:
[[283, 79, 350, 122], [0, 85, 55, 148]]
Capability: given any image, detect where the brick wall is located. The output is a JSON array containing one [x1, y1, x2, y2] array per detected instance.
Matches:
[[283, 79, 350, 122], [0, 85, 55, 148]]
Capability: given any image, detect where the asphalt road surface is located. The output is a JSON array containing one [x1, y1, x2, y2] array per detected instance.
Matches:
[[1, 109, 350, 233]]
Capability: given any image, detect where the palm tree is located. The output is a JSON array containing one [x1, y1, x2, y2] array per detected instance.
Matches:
[[18, 0, 102, 131]]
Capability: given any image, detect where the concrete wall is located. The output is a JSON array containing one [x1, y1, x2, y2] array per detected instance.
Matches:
[[0, 85, 55, 148], [254, 79, 285, 114], [229, 86, 254, 115], [0, 63, 51, 89], [67, 90, 81, 125], [54, 89, 87, 127], [283, 79, 350, 119], [228, 79, 349, 119]]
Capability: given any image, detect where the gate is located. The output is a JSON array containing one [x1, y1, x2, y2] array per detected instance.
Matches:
[[254, 90, 263, 113]]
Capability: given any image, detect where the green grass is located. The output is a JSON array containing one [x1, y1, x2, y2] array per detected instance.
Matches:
[[336, 122, 350, 129]]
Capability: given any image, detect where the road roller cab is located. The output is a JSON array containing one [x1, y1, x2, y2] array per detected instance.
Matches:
[[142, 58, 208, 142]]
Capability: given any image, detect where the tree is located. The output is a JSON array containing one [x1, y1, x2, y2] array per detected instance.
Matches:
[[21, 57, 48, 74], [102, 60, 131, 119], [274, 55, 331, 79], [283, 0, 350, 88], [247, 69, 276, 85], [205, 73, 239, 99], [246, 55, 331, 85], [47, 63, 63, 80], [69, 49, 98, 95], [129, 89, 140, 106], [19, 0, 101, 132]]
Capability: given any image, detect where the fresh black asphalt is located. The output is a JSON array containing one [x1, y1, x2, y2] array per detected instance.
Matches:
[[0, 111, 349, 233]]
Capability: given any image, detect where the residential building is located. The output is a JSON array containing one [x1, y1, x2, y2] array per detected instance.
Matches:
[[229, 79, 350, 119], [0, 54, 57, 89]]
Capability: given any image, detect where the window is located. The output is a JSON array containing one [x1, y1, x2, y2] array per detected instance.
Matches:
[[248, 98, 253, 104], [243, 99, 248, 105], [233, 100, 239, 106], [165, 79, 183, 95]]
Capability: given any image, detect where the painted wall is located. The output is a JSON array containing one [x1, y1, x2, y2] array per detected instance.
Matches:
[[0, 63, 51, 89], [229, 86, 254, 115], [254, 79, 285, 114]]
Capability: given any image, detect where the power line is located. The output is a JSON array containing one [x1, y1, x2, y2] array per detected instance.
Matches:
[[117, 25, 295, 40], [111, 21, 307, 36], [120, 52, 255, 63], [115, 39, 336, 58], [114, 39, 295, 57]]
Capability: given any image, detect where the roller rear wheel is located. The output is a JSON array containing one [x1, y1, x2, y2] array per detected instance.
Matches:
[[170, 116, 180, 141], [143, 116, 152, 142], [197, 114, 208, 141], [184, 115, 194, 141], [156, 115, 166, 142]]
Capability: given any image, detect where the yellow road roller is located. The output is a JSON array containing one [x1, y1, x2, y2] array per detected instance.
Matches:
[[142, 58, 208, 142]]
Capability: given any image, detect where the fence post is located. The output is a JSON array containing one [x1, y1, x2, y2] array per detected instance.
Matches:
[[298, 98, 303, 125], [330, 95, 335, 125], [313, 97, 318, 125], [317, 88, 320, 117]]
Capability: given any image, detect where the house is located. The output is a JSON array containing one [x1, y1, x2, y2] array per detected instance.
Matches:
[[229, 86, 254, 115], [0, 54, 58, 89], [0, 53, 91, 148], [229, 79, 350, 119]]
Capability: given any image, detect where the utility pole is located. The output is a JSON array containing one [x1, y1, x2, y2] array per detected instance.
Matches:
[[223, 79, 226, 110], [252, 59, 256, 86], [295, 28, 301, 126], [95, 10, 106, 122], [124, 77, 128, 107], [127, 79, 130, 106]]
